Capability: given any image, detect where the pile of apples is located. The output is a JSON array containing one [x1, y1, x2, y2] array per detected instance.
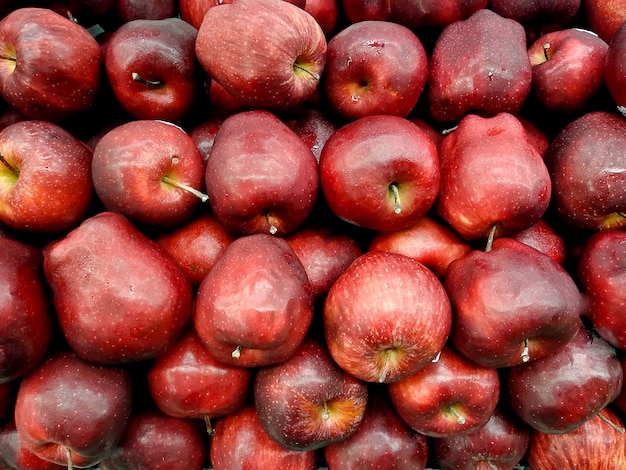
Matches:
[[1, 0, 626, 468]]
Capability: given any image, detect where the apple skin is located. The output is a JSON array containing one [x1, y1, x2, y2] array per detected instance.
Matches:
[[584, 0, 626, 42], [528, 28, 609, 114], [577, 229, 626, 350], [104, 17, 199, 122], [193, 233, 314, 368], [0, 8, 102, 122], [319, 114, 440, 232], [604, 20, 626, 116], [444, 237, 583, 368], [545, 111, 626, 230], [285, 108, 337, 163], [13, 351, 133, 468], [428, 8, 532, 123], [0, 417, 66, 470], [323, 392, 429, 470], [179, 0, 228, 29], [615, 355, 626, 415], [254, 338, 369, 451], [92, 119, 206, 229], [431, 408, 531, 470], [510, 219, 568, 265], [98, 409, 207, 470], [324, 250, 452, 384], [205, 109, 319, 237], [526, 406, 626, 470], [340, 0, 391, 22], [507, 327, 623, 434], [209, 405, 318, 470], [304, 0, 338, 34], [195, 0, 327, 110], [388, 0, 487, 30], [188, 116, 224, 164], [0, 238, 51, 384], [388, 346, 500, 438], [0, 120, 94, 235], [436, 112, 551, 241], [112, 0, 177, 21], [43, 211, 194, 365], [323, 20, 428, 120]]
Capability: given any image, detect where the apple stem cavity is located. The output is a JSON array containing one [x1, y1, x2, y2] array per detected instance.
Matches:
[[204, 414, 215, 436], [451, 407, 466, 425], [161, 175, 209, 202], [322, 402, 331, 421], [389, 183, 402, 214], [487, 460, 499, 470], [521, 338, 530, 363], [132, 72, 163, 87], [265, 212, 278, 235], [0, 152, 18, 176], [543, 43, 551, 61], [231, 345, 241, 359], [66, 447, 74, 470], [293, 62, 320, 81], [598, 411, 626, 433], [485, 224, 497, 252]]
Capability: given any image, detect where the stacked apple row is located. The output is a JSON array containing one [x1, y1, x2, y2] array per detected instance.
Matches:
[[0, 0, 626, 469]]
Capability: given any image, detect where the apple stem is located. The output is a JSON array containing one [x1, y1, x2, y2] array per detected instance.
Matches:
[[161, 175, 209, 202], [442, 125, 458, 135], [204, 414, 215, 436], [265, 212, 278, 235], [389, 183, 402, 214], [598, 411, 626, 433], [451, 407, 466, 425], [231, 345, 241, 359], [432, 350, 441, 363], [521, 338, 530, 363], [486, 460, 498, 470], [293, 62, 320, 81], [485, 224, 497, 252], [543, 43, 551, 61], [132, 72, 163, 87], [66, 447, 74, 470], [0, 153, 19, 176], [618, 105, 626, 118], [322, 402, 331, 421]]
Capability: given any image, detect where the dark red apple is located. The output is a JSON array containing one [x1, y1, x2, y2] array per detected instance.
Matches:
[[388, 0, 487, 30], [510, 219, 568, 265], [285, 107, 337, 163], [583, 0, 626, 42], [604, 20, 626, 116], [188, 116, 224, 163], [112, 0, 177, 21], [340, 0, 391, 22], [304, 0, 338, 34], [0, 418, 66, 470]]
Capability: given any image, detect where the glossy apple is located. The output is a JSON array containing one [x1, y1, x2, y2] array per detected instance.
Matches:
[[304, 0, 338, 34], [43, 211, 194, 364], [319, 115, 440, 232], [112, 0, 177, 21], [323, 392, 429, 470], [0, 382, 13, 420], [0, 418, 66, 470], [388, 346, 500, 437], [444, 237, 583, 368], [13, 351, 133, 468], [615, 356, 626, 415], [195, 0, 327, 110], [0, 7, 102, 122], [205, 109, 319, 237], [584, 0, 626, 42], [436, 112, 551, 241], [0, 120, 94, 235], [325, 250, 452, 383], [388, 0, 487, 30], [323, 20, 428, 120], [254, 338, 368, 451], [104, 17, 199, 122], [194, 233, 314, 367], [188, 116, 224, 163], [92, 119, 207, 229], [285, 107, 337, 162], [510, 220, 568, 265], [340, 0, 391, 22], [604, 20, 626, 116], [428, 8, 532, 123]]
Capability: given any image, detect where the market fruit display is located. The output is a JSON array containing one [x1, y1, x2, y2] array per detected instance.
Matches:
[[0, 1, 626, 469]]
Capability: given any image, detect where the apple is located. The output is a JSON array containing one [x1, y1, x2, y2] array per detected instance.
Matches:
[[615, 355, 626, 415], [254, 338, 369, 451], [323, 391, 429, 469], [388, 0, 488, 30], [510, 219, 568, 265], [147, 328, 251, 434], [436, 112, 551, 241], [98, 409, 207, 470], [0, 237, 51, 384], [193, 233, 314, 367], [209, 405, 318, 470], [388, 345, 500, 437], [584, 0, 626, 42], [507, 326, 623, 434], [155, 213, 234, 287], [604, 20, 626, 116], [195, 0, 327, 110], [324, 250, 452, 383], [319, 114, 440, 232], [0, 120, 94, 235], [204, 109, 319, 237], [444, 237, 583, 368], [43, 211, 194, 365], [340, 0, 391, 22], [526, 406, 626, 469], [112, 0, 177, 21], [104, 17, 199, 122], [322, 20, 428, 120], [304, 0, 338, 34], [428, 8, 532, 123], [188, 116, 224, 163], [545, 110, 626, 230], [528, 28, 609, 114], [179, 0, 226, 29], [368, 215, 472, 279], [0, 417, 66, 470], [577, 229, 626, 350], [206, 80, 246, 116], [13, 350, 133, 468], [0, 7, 102, 122], [517, 113, 551, 158], [285, 107, 337, 163], [431, 408, 531, 470], [92, 119, 207, 229]]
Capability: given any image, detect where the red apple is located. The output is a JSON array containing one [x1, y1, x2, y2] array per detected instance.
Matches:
[[323, 20, 428, 120], [319, 114, 440, 232], [209, 405, 318, 470], [324, 250, 452, 383], [112, 0, 177, 21], [0, 120, 94, 234], [517, 113, 551, 158], [13, 351, 133, 468], [340, 0, 391, 22], [510, 219, 568, 265], [444, 237, 583, 368], [193, 233, 314, 367], [388, 346, 500, 437], [436, 112, 551, 241], [205, 109, 319, 237], [304, 0, 338, 34], [285, 107, 337, 163], [195, 0, 327, 110], [43, 211, 194, 364], [323, 392, 429, 470], [604, 20, 626, 116], [584, 0, 626, 42], [388, 0, 488, 30], [104, 17, 199, 122], [0, 7, 102, 122], [254, 338, 368, 451], [188, 116, 224, 163], [0, 418, 66, 470], [615, 356, 626, 415], [179, 0, 226, 29], [92, 119, 207, 229]]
